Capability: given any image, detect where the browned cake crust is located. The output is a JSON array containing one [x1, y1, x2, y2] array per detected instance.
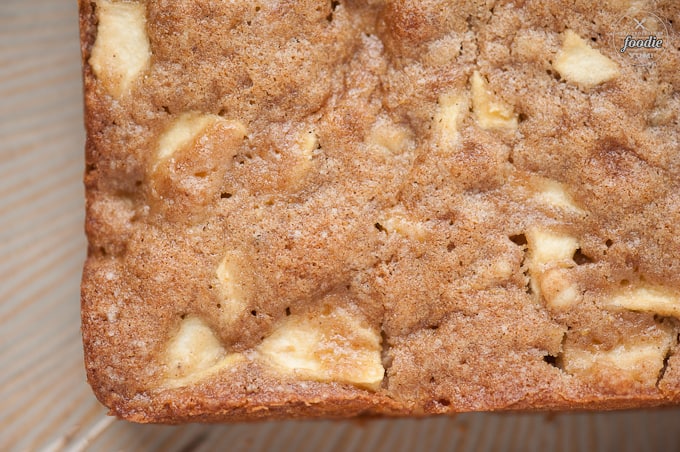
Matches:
[[80, 0, 680, 422]]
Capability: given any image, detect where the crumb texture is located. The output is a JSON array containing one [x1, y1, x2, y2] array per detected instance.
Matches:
[[80, 0, 680, 421]]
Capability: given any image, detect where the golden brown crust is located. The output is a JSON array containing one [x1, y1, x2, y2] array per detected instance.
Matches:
[[80, 0, 680, 422]]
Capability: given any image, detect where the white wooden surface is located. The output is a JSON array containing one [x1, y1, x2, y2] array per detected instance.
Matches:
[[2, 1, 680, 451]]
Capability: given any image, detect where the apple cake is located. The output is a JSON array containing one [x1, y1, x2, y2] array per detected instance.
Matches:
[[79, 0, 680, 422]]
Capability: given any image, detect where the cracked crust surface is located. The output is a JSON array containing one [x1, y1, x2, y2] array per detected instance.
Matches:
[[80, 0, 680, 422]]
